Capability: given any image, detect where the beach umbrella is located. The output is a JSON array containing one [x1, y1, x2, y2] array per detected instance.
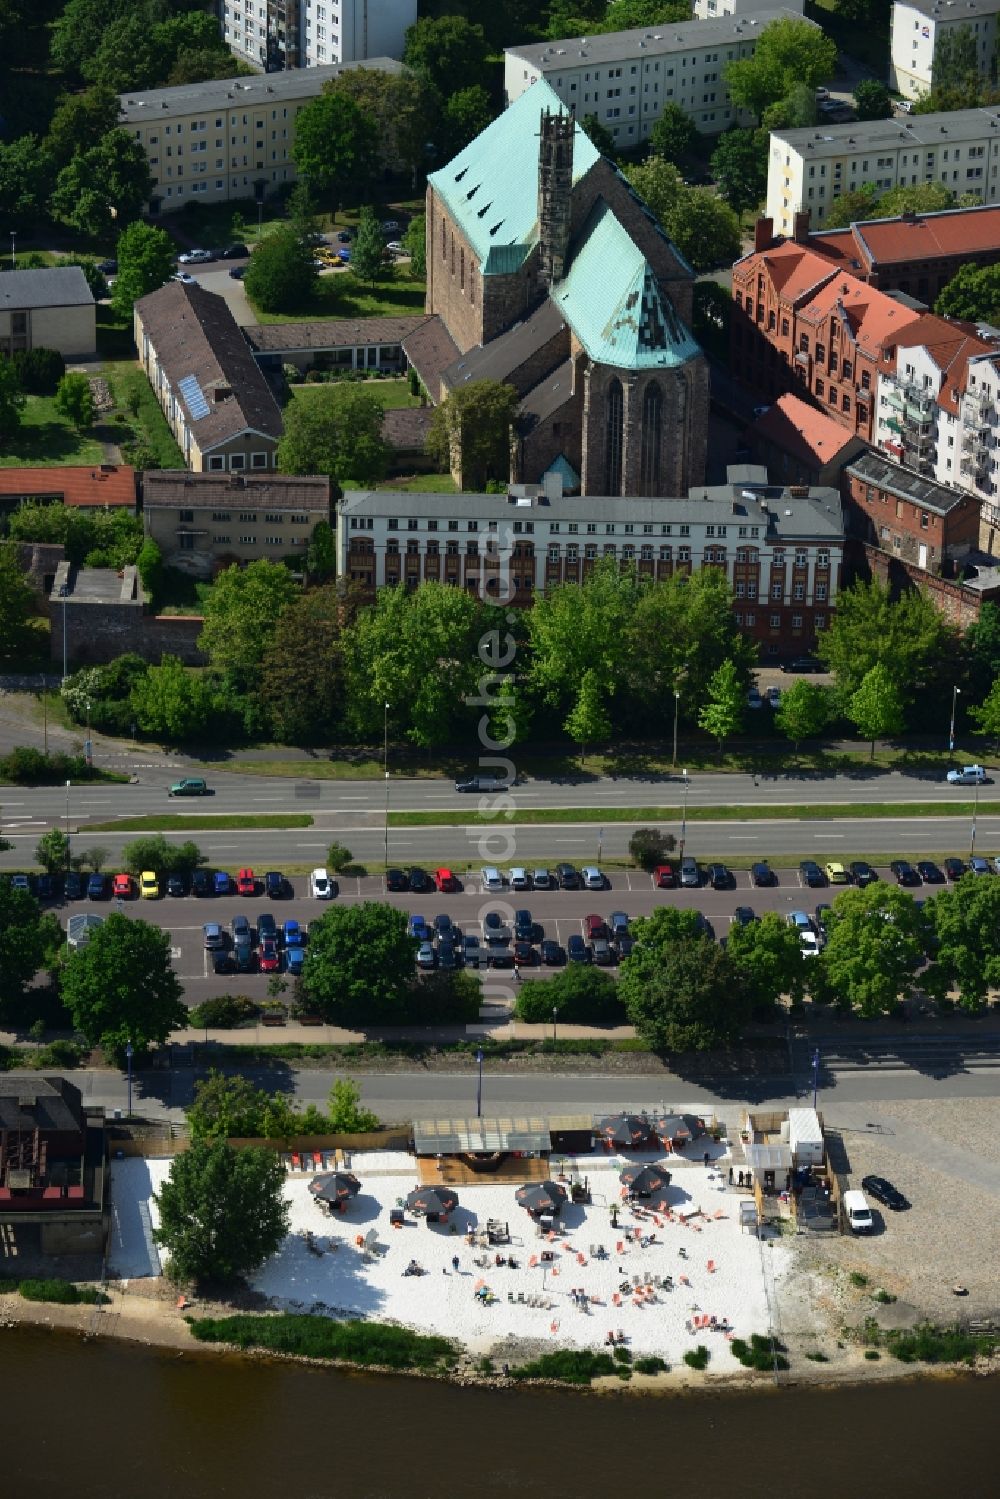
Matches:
[[309, 1172, 362, 1205], [598, 1114, 656, 1148], [619, 1164, 671, 1197], [406, 1186, 459, 1216], [515, 1180, 568, 1216], [658, 1112, 705, 1144]]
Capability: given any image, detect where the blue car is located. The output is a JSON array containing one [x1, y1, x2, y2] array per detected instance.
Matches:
[[282, 919, 304, 948], [10, 873, 32, 895], [213, 870, 231, 896], [286, 945, 305, 976], [408, 914, 430, 941], [87, 873, 107, 900]]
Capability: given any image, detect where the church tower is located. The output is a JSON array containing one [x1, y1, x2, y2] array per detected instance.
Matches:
[[537, 107, 574, 287]]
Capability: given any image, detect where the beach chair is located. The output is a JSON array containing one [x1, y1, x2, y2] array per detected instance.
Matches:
[[508, 1291, 514, 1303], [577, 1252, 586, 1265], [517, 1291, 525, 1304], [612, 1292, 622, 1307], [616, 1240, 624, 1254], [291, 1152, 301, 1172], [707, 1259, 716, 1273], [312, 1151, 323, 1169], [686, 1319, 693, 1334]]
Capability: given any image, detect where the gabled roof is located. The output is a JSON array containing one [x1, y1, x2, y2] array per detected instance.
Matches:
[[552, 200, 700, 370], [747, 241, 838, 305], [134, 282, 282, 450], [427, 80, 599, 271], [887, 315, 997, 409], [0, 466, 136, 508], [401, 315, 461, 398], [752, 393, 861, 468], [0, 266, 93, 311], [797, 275, 922, 354], [847, 450, 974, 517]]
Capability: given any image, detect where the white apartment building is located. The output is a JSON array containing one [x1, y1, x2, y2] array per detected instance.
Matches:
[[876, 337, 1000, 501], [890, 0, 1000, 101], [694, 0, 802, 16], [766, 106, 1000, 236], [504, 9, 815, 144], [221, 0, 416, 72], [118, 57, 402, 212]]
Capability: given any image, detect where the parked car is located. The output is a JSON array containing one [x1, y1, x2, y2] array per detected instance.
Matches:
[[337, 247, 351, 262], [166, 873, 188, 897], [381, 219, 401, 233], [566, 934, 590, 963], [969, 856, 992, 875], [814, 903, 832, 944], [257, 912, 277, 942], [87, 873, 107, 899], [37, 874, 60, 902], [750, 861, 776, 887], [95, 258, 117, 275], [64, 871, 84, 900], [212, 950, 236, 975], [408, 867, 433, 893], [139, 870, 159, 899], [861, 1174, 909, 1211], [509, 867, 531, 891], [514, 910, 540, 942], [231, 914, 252, 945], [309, 868, 334, 899], [336, 230, 353, 243], [489, 946, 514, 969], [178, 248, 215, 263], [781, 657, 823, 674], [943, 857, 967, 881], [746, 687, 763, 710], [437, 940, 458, 970], [203, 922, 225, 950], [386, 868, 409, 892], [434, 867, 458, 892], [113, 873, 133, 899], [946, 764, 989, 784], [236, 868, 256, 897], [192, 869, 213, 898], [592, 937, 614, 966], [171, 271, 196, 284], [732, 906, 757, 927], [679, 857, 700, 888], [789, 910, 820, 957], [433, 913, 454, 939], [556, 863, 581, 889], [228, 266, 246, 280], [259, 938, 280, 973], [169, 777, 210, 796], [480, 866, 504, 893], [766, 686, 781, 708], [264, 871, 288, 899], [408, 914, 430, 941], [282, 919, 304, 948], [800, 860, 826, 888], [581, 866, 606, 890], [609, 912, 630, 941], [916, 860, 944, 884], [693, 912, 715, 940], [9, 873, 32, 894], [824, 861, 849, 885], [462, 934, 482, 968], [220, 242, 249, 259], [531, 868, 555, 890], [513, 940, 537, 967], [540, 939, 565, 966], [584, 914, 607, 941], [285, 945, 305, 977], [653, 863, 676, 888], [213, 870, 231, 896], [849, 860, 878, 887], [890, 859, 920, 886], [616, 934, 635, 959], [455, 771, 513, 792], [707, 862, 733, 890]]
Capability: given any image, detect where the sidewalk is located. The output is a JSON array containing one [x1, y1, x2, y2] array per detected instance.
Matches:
[[171, 1019, 639, 1047]]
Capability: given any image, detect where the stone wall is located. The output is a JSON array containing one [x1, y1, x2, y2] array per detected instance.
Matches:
[[15, 541, 65, 594], [855, 541, 993, 627]]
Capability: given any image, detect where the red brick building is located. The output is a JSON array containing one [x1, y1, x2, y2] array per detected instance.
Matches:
[[803, 203, 1000, 304]]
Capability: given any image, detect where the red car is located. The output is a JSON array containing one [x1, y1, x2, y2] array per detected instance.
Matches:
[[653, 864, 676, 888], [112, 873, 133, 898], [236, 868, 256, 897], [258, 938, 279, 972], [584, 914, 607, 941], [434, 867, 458, 892]]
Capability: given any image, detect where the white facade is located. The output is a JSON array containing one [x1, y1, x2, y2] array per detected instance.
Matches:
[[766, 106, 1000, 236], [504, 9, 814, 144], [890, 0, 1000, 101], [876, 343, 1000, 503], [222, 0, 416, 72], [694, 0, 802, 16]]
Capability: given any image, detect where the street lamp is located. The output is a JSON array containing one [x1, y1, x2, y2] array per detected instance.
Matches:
[[125, 1040, 134, 1118], [59, 583, 69, 682], [552, 1006, 558, 1043], [679, 770, 689, 862], [475, 1047, 484, 1117], [812, 1047, 820, 1110], [10, 231, 16, 270], [383, 702, 390, 869], [672, 689, 681, 768], [85, 698, 92, 768], [949, 684, 961, 753]]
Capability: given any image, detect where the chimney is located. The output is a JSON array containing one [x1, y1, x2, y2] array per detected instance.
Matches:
[[754, 215, 774, 252], [537, 107, 574, 288], [792, 210, 811, 244]]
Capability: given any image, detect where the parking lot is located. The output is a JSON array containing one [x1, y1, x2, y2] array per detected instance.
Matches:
[[50, 854, 973, 1005]]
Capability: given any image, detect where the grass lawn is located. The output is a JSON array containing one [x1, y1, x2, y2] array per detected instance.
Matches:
[[251, 271, 427, 324], [85, 814, 314, 832], [103, 359, 185, 470], [0, 396, 104, 467], [154, 568, 215, 616], [387, 801, 1000, 827], [385, 472, 456, 492], [287, 378, 422, 412]]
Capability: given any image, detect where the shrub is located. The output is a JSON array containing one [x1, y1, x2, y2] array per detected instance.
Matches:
[[849, 1271, 869, 1288], [683, 1345, 710, 1370], [18, 1278, 106, 1305], [864, 1349, 881, 1361], [190, 1314, 456, 1370], [885, 1324, 997, 1365], [634, 1355, 668, 1375], [32, 1040, 83, 1069], [11, 347, 65, 395], [873, 1289, 896, 1305], [613, 1343, 632, 1364], [805, 1351, 830, 1362], [730, 1334, 789, 1372], [629, 827, 676, 870], [188, 996, 258, 1030], [0, 748, 103, 785], [512, 1349, 617, 1384], [515, 964, 624, 1024], [326, 842, 354, 873]]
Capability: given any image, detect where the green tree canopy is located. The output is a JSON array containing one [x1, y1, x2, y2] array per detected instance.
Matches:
[[816, 578, 958, 705], [761, 81, 818, 133], [404, 214, 427, 278], [854, 79, 893, 121], [0, 881, 61, 1026], [187, 1070, 302, 1141], [724, 17, 838, 120], [774, 679, 832, 749], [527, 557, 640, 713], [301, 901, 417, 1023], [564, 668, 611, 761], [121, 834, 204, 876], [0, 541, 34, 657], [936, 262, 1000, 323], [129, 655, 218, 741], [442, 85, 495, 158], [44, 84, 120, 168], [710, 128, 768, 216], [726, 911, 806, 1011], [659, 190, 741, 273], [580, 113, 616, 157], [649, 102, 697, 164], [197, 561, 299, 677], [620, 938, 747, 1051], [35, 829, 71, 874], [969, 677, 1000, 750], [54, 373, 95, 430], [698, 659, 744, 755], [327, 1078, 380, 1133], [515, 964, 623, 1023], [402, 14, 491, 100], [0, 136, 54, 224], [819, 884, 928, 1017], [259, 585, 350, 745], [351, 206, 391, 289], [293, 91, 378, 212], [111, 221, 176, 316], [931, 23, 979, 94], [624, 156, 684, 226], [325, 66, 434, 178], [242, 223, 318, 313], [848, 663, 905, 755], [277, 383, 388, 492], [923, 875, 1000, 1012], [50, 129, 152, 238], [426, 379, 520, 490], [0, 359, 26, 443], [153, 1140, 290, 1286], [61, 912, 185, 1059]]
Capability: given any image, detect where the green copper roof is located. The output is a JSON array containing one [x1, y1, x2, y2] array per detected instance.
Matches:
[[552, 201, 702, 371], [428, 80, 600, 273], [544, 454, 581, 493]]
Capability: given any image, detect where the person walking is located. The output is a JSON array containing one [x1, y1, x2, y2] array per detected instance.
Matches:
[[513, 963, 521, 983], [452, 1254, 460, 1273]]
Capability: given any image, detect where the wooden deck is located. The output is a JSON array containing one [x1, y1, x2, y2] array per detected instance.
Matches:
[[416, 1154, 550, 1186]]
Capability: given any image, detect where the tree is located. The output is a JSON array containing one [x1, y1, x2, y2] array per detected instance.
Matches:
[[970, 677, 1000, 750], [726, 912, 806, 1012], [187, 1070, 301, 1141], [79, 11, 159, 92], [153, 1140, 289, 1286], [351, 206, 389, 289], [327, 1078, 379, 1133], [0, 542, 34, 658], [693, 281, 731, 360], [0, 136, 53, 224], [121, 834, 203, 876], [260, 585, 349, 745], [821, 184, 880, 230], [528, 558, 640, 714], [198, 561, 299, 678], [404, 214, 426, 279], [936, 263, 1000, 324], [877, 181, 954, 218], [848, 663, 905, 756], [580, 114, 616, 157], [426, 379, 520, 490], [136, 538, 164, 605], [61, 912, 185, 1060], [0, 881, 61, 1025], [774, 679, 832, 750], [621, 939, 746, 1051], [649, 103, 697, 164], [816, 578, 957, 705], [624, 155, 684, 226], [35, 829, 71, 874], [403, 14, 490, 101], [81, 846, 109, 873], [54, 373, 95, 431], [724, 17, 838, 120], [966, 601, 1000, 700], [326, 842, 354, 873], [923, 875, 1000, 1012], [662, 191, 741, 273], [442, 85, 494, 158], [129, 655, 217, 741], [628, 828, 677, 871], [10, 347, 65, 397], [818, 884, 928, 1017], [698, 659, 744, 756], [242, 223, 318, 313], [301, 901, 416, 1023], [564, 668, 611, 762], [306, 520, 336, 583], [111, 222, 176, 316], [325, 66, 435, 179], [49, 129, 152, 239], [277, 384, 388, 493], [932, 23, 979, 94], [292, 92, 378, 213], [44, 84, 120, 169], [0, 358, 25, 443], [761, 82, 818, 133], [710, 128, 768, 216], [515, 964, 623, 1023], [167, 45, 251, 86], [854, 79, 893, 121]]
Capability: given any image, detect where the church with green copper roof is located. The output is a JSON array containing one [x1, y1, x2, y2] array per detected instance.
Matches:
[[403, 80, 708, 498]]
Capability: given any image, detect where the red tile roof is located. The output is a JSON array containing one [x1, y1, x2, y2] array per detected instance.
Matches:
[[855, 204, 1000, 267], [738, 241, 837, 304], [0, 466, 136, 508], [797, 276, 922, 354], [752, 393, 859, 468], [888, 317, 999, 410]]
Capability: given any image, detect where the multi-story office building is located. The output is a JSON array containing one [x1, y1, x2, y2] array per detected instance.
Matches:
[[766, 106, 1000, 237], [890, 0, 1000, 101], [504, 9, 815, 146], [220, 0, 416, 72], [337, 471, 844, 658], [118, 56, 402, 212]]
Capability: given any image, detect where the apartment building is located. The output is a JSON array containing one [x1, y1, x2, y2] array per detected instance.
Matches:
[[695, 0, 802, 15], [142, 470, 330, 576], [890, 0, 1000, 101], [504, 9, 815, 145], [798, 202, 1000, 302], [766, 107, 1000, 238], [337, 471, 844, 657], [845, 449, 982, 577], [118, 56, 402, 212], [134, 281, 283, 473], [220, 0, 416, 72]]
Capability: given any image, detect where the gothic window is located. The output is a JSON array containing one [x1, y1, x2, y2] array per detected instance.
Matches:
[[604, 378, 623, 494], [640, 381, 662, 492]]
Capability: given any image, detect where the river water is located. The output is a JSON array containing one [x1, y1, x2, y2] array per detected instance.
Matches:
[[2, 1326, 995, 1499]]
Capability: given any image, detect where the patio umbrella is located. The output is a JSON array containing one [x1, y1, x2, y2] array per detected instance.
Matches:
[[658, 1113, 705, 1144], [598, 1114, 656, 1148], [309, 1172, 362, 1205], [619, 1164, 671, 1197], [515, 1180, 568, 1216], [406, 1186, 459, 1216]]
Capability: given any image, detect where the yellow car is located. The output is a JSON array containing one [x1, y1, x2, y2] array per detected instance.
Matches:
[[140, 870, 160, 899], [824, 861, 848, 884]]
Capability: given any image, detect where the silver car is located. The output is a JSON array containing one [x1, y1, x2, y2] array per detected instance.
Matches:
[[531, 869, 554, 889], [679, 857, 700, 888], [480, 867, 504, 892]]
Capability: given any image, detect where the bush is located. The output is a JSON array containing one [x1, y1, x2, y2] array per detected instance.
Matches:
[[190, 1314, 456, 1370], [18, 1278, 106, 1305], [629, 827, 676, 870], [31, 1040, 83, 1069], [683, 1345, 710, 1370], [730, 1334, 789, 1371], [512, 1349, 617, 1384], [11, 347, 65, 395], [612, 1344, 632, 1363], [0, 748, 103, 785], [326, 842, 354, 873], [634, 1355, 668, 1375], [885, 1323, 997, 1365], [515, 964, 624, 1024], [188, 996, 258, 1030], [408, 969, 482, 1023]]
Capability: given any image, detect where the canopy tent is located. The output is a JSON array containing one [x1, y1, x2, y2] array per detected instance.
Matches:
[[308, 1172, 362, 1206], [515, 1180, 568, 1216], [619, 1164, 671, 1197]]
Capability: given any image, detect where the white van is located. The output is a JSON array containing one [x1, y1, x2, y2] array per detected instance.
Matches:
[[843, 1189, 874, 1234]]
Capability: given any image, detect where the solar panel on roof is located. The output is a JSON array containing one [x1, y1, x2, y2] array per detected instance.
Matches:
[[178, 374, 209, 420]]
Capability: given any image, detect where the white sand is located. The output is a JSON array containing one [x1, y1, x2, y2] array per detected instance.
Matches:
[[110, 1149, 789, 1368]]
